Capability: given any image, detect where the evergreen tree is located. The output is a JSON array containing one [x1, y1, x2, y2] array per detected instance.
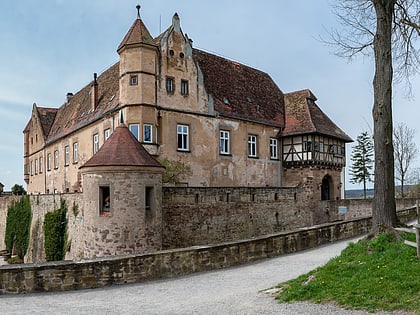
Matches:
[[350, 132, 374, 199]]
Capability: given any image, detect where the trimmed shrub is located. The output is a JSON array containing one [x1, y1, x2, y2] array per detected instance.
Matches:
[[44, 198, 68, 261]]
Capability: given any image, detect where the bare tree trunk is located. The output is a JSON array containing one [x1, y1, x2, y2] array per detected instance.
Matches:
[[372, 0, 398, 234]]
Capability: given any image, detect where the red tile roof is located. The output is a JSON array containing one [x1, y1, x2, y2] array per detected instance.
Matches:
[[80, 124, 163, 169], [282, 89, 352, 142], [117, 18, 156, 52], [46, 62, 120, 144], [193, 49, 285, 128], [26, 17, 350, 150]]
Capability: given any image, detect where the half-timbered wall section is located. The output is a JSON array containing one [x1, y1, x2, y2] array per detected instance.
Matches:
[[283, 135, 346, 167]]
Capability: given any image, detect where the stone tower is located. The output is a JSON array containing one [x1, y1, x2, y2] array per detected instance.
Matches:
[[75, 123, 165, 259]]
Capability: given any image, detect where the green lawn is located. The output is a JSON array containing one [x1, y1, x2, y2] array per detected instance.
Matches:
[[276, 233, 420, 313]]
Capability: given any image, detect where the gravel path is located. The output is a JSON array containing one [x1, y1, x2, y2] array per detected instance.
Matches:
[[0, 237, 413, 314]]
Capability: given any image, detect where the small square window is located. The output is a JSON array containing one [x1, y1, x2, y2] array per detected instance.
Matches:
[[130, 75, 138, 85]]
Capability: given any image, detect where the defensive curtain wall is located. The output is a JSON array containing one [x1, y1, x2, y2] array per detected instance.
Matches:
[[0, 187, 418, 264], [0, 210, 417, 294]]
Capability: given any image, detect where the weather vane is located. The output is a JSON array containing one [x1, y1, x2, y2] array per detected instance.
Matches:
[[136, 5, 141, 19]]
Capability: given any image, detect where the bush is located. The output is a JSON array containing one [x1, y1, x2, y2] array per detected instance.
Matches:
[[4, 196, 32, 259], [44, 198, 68, 261]]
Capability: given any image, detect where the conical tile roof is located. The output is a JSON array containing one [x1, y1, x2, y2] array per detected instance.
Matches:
[[80, 124, 162, 168]]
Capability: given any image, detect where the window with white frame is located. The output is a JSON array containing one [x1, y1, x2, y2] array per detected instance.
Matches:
[[30, 160, 33, 175], [35, 159, 38, 174], [177, 124, 189, 151], [270, 138, 278, 159], [248, 135, 257, 157], [47, 153, 51, 171], [54, 150, 59, 169], [73, 142, 78, 163], [143, 124, 153, 143], [93, 134, 99, 154], [64, 145, 69, 166], [220, 130, 230, 155], [129, 124, 140, 141], [104, 128, 111, 141], [39, 156, 43, 173]]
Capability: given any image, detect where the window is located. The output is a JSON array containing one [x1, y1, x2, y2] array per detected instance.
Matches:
[[177, 124, 189, 151], [99, 186, 111, 217], [54, 150, 59, 169], [248, 135, 257, 157], [220, 130, 230, 155], [129, 124, 140, 141], [64, 145, 69, 166], [35, 159, 38, 174], [166, 77, 174, 93], [73, 142, 78, 163], [30, 160, 33, 175], [270, 138, 278, 159], [303, 141, 312, 152], [145, 186, 153, 211], [181, 80, 189, 95], [104, 128, 111, 141], [93, 134, 99, 154], [47, 153, 51, 171], [143, 124, 153, 143], [39, 156, 43, 174], [130, 75, 138, 85]]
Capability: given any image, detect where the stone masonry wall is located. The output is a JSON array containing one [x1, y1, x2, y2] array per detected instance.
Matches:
[[0, 217, 375, 294], [162, 186, 311, 249]]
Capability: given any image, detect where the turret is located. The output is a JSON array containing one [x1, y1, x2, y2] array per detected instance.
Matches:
[[117, 5, 158, 106]]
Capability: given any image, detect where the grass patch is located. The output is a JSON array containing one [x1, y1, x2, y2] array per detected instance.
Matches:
[[276, 233, 420, 313]]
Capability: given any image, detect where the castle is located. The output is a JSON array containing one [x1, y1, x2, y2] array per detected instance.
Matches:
[[19, 7, 353, 260]]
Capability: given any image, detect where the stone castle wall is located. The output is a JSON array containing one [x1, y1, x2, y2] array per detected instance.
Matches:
[[0, 217, 375, 294], [162, 186, 309, 249], [0, 189, 418, 263]]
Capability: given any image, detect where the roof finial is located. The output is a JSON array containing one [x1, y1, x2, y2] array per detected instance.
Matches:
[[136, 5, 141, 19]]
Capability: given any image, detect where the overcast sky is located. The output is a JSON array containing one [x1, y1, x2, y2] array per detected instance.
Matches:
[[0, 0, 419, 191]]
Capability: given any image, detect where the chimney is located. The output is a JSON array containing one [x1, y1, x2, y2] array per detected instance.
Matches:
[[91, 73, 98, 111], [66, 92, 74, 103]]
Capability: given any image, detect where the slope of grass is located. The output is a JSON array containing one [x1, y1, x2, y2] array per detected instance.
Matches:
[[276, 233, 420, 313]]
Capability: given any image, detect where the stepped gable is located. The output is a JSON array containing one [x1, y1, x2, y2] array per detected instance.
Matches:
[[283, 89, 352, 142], [47, 62, 120, 144], [80, 124, 163, 169], [193, 49, 285, 128]]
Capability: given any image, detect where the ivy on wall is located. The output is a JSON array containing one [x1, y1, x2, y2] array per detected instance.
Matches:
[[44, 198, 68, 262], [4, 196, 32, 260]]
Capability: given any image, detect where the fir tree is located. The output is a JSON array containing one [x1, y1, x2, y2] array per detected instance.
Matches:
[[350, 132, 374, 199]]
